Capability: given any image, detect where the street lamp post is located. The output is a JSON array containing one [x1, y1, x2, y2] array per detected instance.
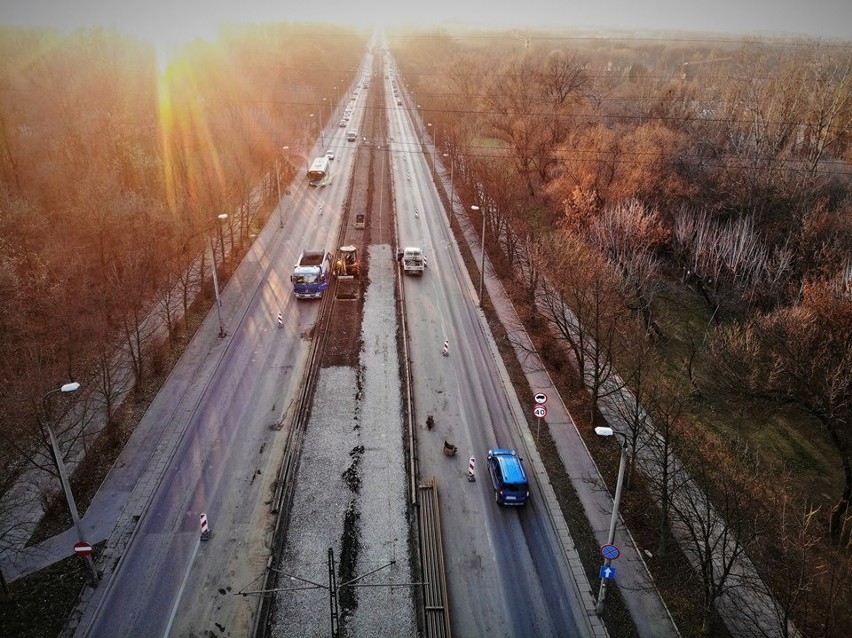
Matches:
[[443, 153, 454, 224], [594, 426, 629, 616], [335, 84, 340, 118], [276, 146, 289, 228], [209, 213, 228, 338], [305, 114, 314, 167], [427, 123, 436, 178], [473, 205, 485, 307], [42, 382, 99, 586]]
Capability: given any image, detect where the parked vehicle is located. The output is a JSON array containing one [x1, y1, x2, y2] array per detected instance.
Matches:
[[290, 250, 333, 299], [486, 448, 530, 505]]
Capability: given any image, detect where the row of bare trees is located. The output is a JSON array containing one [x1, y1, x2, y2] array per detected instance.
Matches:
[[0, 24, 366, 565], [392, 27, 851, 635]]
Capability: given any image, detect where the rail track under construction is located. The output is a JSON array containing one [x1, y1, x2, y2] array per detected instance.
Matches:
[[252, 53, 451, 638]]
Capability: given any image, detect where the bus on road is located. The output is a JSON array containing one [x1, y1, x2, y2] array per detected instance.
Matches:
[[307, 155, 330, 186]]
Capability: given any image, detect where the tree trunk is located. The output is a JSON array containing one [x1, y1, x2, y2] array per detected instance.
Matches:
[[828, 454, 851, 541]]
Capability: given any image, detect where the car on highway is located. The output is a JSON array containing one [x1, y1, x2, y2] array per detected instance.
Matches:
[[326, 150, 335, 160], [486, 448, 530, 505], [347, 130, 358, 142]]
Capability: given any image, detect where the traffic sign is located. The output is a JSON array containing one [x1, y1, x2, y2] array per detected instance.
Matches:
[[600, 565, 617, 580], [601, 544, 620, 560], [74, 541, 93, 557], [533, 405, 547, 419], [534, 392, 548, 405]]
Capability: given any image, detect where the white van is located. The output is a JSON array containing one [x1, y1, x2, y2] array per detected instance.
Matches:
[[400, 247, 426, 275]]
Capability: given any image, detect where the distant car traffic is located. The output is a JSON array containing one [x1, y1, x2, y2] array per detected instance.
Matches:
[[326, 150, 335, 160]]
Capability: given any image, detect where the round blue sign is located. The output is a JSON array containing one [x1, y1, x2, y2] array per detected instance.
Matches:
[[601, 544, 620, 560]]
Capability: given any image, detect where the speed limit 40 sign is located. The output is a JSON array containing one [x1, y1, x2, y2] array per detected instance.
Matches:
[[533, 405, 547, 419]]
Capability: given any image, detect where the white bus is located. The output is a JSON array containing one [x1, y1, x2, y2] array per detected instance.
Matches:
[[307, 155, 330, 186]]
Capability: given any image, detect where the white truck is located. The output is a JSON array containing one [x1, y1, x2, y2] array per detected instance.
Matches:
[[400, 246, 426, 275]]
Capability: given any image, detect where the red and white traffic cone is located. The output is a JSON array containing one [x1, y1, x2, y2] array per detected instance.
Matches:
[[442, 340, 449, 357], [200, 513, 210, 541], [467, 457, 476, 482], [277, 312, 283, 329]]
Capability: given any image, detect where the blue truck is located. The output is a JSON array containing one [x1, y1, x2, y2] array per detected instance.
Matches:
[[290, 250, 333, 299]]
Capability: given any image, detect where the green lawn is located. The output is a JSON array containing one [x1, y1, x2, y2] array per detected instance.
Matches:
[[649, 280, 841, 509]]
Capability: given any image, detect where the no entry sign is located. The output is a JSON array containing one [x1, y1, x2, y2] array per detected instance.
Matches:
[[74, 541, 93, 557]]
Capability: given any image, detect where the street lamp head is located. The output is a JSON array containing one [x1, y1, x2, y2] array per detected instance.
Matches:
[[60, 382, 80, 393], [594, 426, 615, 437], [218, 213, 228, 221], [471, 205, 480, 212]]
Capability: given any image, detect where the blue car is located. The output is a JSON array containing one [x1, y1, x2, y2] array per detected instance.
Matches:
[[487, 448, 530, 505]]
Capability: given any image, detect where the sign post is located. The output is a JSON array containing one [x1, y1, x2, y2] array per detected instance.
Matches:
[[532, 404, 547, 443], [600, 544, 620, 561]]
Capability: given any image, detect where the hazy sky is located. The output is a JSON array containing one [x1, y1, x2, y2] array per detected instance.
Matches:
[[4, 0, 852, 54]]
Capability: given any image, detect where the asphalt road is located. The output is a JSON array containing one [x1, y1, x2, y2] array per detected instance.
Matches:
[[385, 59, 591, 636], [80, 45, 591, 638], [81, 96, 355, 637]]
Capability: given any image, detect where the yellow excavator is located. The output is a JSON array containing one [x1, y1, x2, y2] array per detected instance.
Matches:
[[333, 245, 360, 278]]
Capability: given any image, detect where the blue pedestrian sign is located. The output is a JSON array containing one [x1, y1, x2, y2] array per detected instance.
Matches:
[[600, 565, 617, 580], [600, 544, 620, 560]]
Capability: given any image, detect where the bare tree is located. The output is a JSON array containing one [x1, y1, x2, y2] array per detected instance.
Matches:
[[750, 491, 823, 638], [481, 48, 590, 197], [534, 232, 635, 423], [643, 383, 690, 556], [608, 343, 661, 489], [588, 198, 668, 335], [673, 206, 793, 319], [668, 432, 771, 635]]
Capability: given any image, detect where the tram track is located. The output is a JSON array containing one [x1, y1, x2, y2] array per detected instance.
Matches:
[[255, 49, 451, 638]]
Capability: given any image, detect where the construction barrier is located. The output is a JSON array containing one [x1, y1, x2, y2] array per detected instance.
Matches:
[[200, 512, 210, 541], [442, 340, 449, 356], [467, 457, 476, 482]]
